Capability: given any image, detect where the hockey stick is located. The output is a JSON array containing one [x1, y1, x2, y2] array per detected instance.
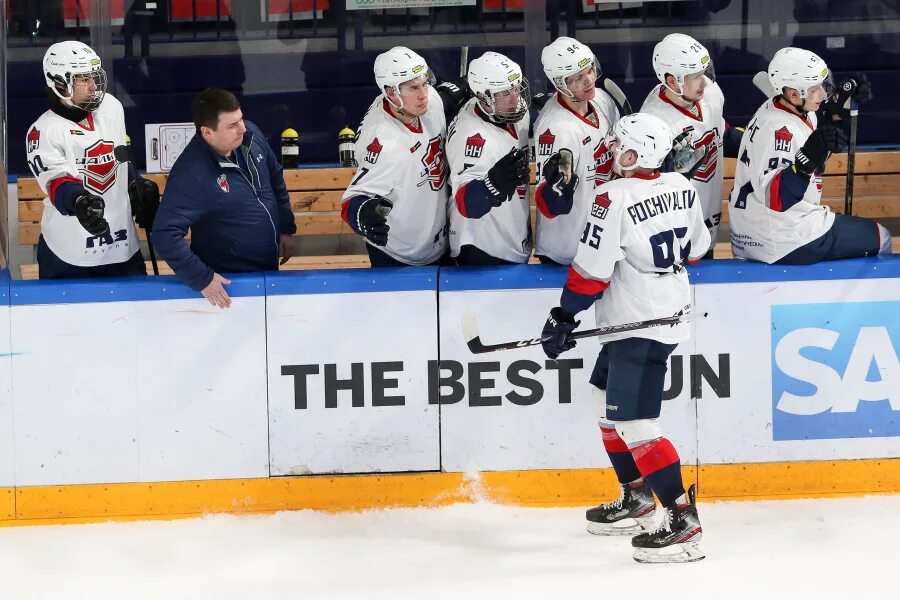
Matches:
[[114, 145, 159, 275], [752, 71, 778, 98], [844, 98, 859, 215], [461, 310, 705, 355], [599, 75, 633, 116], [460, 46, 468, 78]]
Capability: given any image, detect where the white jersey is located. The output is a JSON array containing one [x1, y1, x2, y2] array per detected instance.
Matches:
[[728, 98, 833, 263], [342, 87, 449, 265], [640, 82, 725, 243], [25, 94, 139, 267], [533, 91, 620, 264], [572, 172, 710, 344], [447, 98, 531, 263]]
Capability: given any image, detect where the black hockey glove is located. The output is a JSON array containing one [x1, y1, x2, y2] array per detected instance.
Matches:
[[128, 177, 161, 230], [541, 307, 579, 360], [356, 196, 392, 246], [72, 193, 110, 237], [542, 150, 578, 198], [435, 78, 473, 116], [793, 125, 847, 177], [822, 72, 873, 120], [531, 92, 550, 111], [485, 148, 530, 205]]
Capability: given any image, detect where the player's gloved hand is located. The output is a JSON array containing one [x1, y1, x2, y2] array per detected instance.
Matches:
[[435, 78, 472, 111], [822, 72, 872, 120], [72, 192, 110, 236], [542, 150, 579, 198], [541, 307, 579, 360], [531, 92, 550, 111], [793, 125, 847, 176], [356, 196, 392, 246], [485, 147, 530, 205], [128, 177, 161, 230], [662, 126, 707, 177]]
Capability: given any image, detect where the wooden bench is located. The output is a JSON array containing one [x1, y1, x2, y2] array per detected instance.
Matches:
[[15, 151, 900, 278]]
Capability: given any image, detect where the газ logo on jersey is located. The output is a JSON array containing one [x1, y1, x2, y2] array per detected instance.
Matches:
[[420, 136, 447, 191], [774, 127, 793, 153], [537, 129, 555, 156], [771, 300, 900, 441], [365, 138, 383, 164], [464, 133, 485, 159], [217, 174, 230, 193], [27, 127, 40, 152], [78, 140, 117, 194], [591, 192, 611, 219]]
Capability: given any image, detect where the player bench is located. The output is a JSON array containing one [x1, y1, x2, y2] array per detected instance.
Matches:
[[15, 151, 900, 278], [15, 168, 373, 279]]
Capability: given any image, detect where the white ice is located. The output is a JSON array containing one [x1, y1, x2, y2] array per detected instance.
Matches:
[[0, 495, 897, 599]]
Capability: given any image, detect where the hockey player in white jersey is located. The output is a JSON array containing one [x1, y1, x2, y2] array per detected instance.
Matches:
[[540, 113, 710, 564], [729, 47, 891, 264], [533, 37, 621, 265], [26, 41, 151, 279], [447, 51, 532, 265], [341, 46, 455, 267], [641, 33, 742, 253]]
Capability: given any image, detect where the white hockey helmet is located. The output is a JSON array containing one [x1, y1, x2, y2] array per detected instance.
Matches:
[[541, 37, 600, 98], [608, 113, 673, 173], [43, 41, 107, 111], [768, 47, 835, 99], [467, 51, 531, 124], [652, 33, 716, 95], [374, 46, 435, 109]]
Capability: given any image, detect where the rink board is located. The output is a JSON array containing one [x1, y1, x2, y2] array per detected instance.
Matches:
[[0, 258, 898, 524]]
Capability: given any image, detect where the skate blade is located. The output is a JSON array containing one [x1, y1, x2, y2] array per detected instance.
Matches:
[[632, 542, 705, 564], [586, 514, 655, 537]]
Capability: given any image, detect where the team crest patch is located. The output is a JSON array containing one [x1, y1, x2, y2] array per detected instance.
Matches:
[[217, 174, 230, 193], [27, 127, 40, 152], [365, 138, 383, 164], [537, 129, 555, 156], [591, 192, 611, 219], [78, 140, 118, 194], [774, 126, 793, 152], [465, 133, 486, 159]]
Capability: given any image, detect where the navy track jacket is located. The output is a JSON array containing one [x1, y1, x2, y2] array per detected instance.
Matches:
[[151, 121, 297, 291]]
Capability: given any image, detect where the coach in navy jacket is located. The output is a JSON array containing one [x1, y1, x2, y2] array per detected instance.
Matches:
[[152, 88, 296, 308]]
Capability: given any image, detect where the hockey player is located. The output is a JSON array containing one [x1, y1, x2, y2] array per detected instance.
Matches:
[[342, 46, 469, 267], [729, 47, 890, 264], [533, 37, 621, 265], [26, 41, 156, 279], [540, 113, 710, 564], [447, 51, 532, 265], [640, 33, 742, 252]]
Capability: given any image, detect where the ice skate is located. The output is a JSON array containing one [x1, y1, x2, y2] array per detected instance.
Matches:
[[631, 484, 704, 563], [586, 480, 656, 536]]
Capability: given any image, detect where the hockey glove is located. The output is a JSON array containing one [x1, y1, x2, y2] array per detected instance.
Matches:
[[435, 78, 473, 116], [822, 72, 873, 121], [662, 126, 707, 178], [542, 150, 579, 198], [128, 177, 161, 230], [485, 148, 530, 205], [793, 125, 847, 177], [355, 196, 392, 246], [531, 92, 550, 111], [72, 193, 111, 237], [541, 307, 579, 360]]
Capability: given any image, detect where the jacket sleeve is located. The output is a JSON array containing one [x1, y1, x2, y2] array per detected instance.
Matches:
[[150, 173, 215, 292]]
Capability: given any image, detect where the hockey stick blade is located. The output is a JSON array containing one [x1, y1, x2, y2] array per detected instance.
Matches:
[[462, 310, 707, 354], [752, 71, 778, 98], [600, 76, 634, 116]]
